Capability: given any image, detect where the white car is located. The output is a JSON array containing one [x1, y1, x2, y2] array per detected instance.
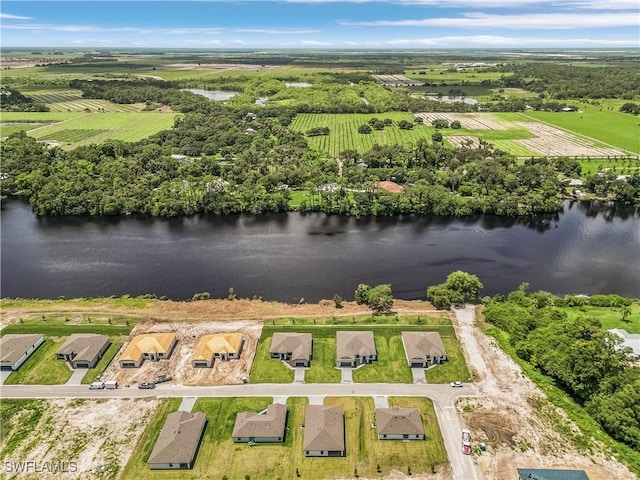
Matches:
[[450, 381, 463, 388]]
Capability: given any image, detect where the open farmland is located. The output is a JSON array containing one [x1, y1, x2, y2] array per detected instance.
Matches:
[[22, 88, 142, 112], [289, 113, 433, 156], [29, 112, 178, 148]]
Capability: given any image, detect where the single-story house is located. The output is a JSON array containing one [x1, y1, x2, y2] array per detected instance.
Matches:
[[517, 468, 590, 480], [336, 331, 377, 367], [232, 403, 287, 443], [147, 411, 207, 470], [375, 407, 425, 440], [304, 405, 345, 457], [0, 334, 45, 371], [119, 333, 177, 368], [270, 332, 312, 367], [192, 333, 243, 368], [56, 334, 111, 369], [609, 329, 640, 360], [401, 331, 447, 367]]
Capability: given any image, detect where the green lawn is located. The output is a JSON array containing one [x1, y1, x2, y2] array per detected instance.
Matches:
[[0, 295, 152, 310], [578, 158, 640, 176], [122, 396, 448, 479], [252, 322, 468, 384], [556, 304, 640, 334], [4, 338, 72, 385]]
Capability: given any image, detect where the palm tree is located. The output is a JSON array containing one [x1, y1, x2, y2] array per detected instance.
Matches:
[[621, 306, 632, 323]]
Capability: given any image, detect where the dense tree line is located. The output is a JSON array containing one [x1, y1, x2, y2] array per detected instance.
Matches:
[[0, 88, 49, 112], [483, 285, 640, 451]]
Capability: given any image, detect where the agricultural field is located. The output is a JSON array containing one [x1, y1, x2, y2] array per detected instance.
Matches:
[[290, 113, 433, 156], [20, 112, 179, 148], [122, 396, 448, 480], [21, 87, 143, 112]]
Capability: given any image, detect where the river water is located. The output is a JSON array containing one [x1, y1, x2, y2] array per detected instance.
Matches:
[[1, 199, 638, 302]]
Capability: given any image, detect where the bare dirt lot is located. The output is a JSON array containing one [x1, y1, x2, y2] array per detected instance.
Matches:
[[103, 319, 262, 386], [453, 306, 635, 480], [0, 398, 159, 480]]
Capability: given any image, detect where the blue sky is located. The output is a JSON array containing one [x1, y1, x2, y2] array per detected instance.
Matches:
[[1, 0, 639, 49]]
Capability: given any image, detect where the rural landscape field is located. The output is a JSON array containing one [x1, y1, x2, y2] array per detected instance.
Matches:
[[1, 1, 640, 478]]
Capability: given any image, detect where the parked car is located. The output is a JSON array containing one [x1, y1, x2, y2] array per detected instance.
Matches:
[[450, 381, 463, 388], [138, 382, 156, 389], [462, 443, 471, 455], [89, 381, 105, 390], [462, 429, 471, 443]]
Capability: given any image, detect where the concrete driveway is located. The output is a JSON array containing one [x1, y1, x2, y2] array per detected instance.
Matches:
[[294, 368, 306, 383], [340, 368, 353, 383], [411, 367, 427, 384], [0, 370, 12, 385], [373, 395, 389, 408], [65, 369, 86, 385], [178, 396, 197, 412]]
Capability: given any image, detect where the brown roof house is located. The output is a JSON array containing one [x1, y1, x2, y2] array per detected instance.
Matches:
[[336, 331, 377, 367], [56, 334, 111, 369], [147, 411, 207, 470], [232, 403, 287, 443], [376, 181, 404, 193], [0, 334, 45, 371], [270, 332, 312, 367], [192, 333, 244, 368], [119, 333, 177, 368], [376, 407, 425, 440], [304, 405, 345, 457], [401, 332, 447, 367]]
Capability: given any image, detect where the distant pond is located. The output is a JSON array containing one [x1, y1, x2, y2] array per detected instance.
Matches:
[[427, 95, 478, 105], [183, 89, 239, 101], [1, 199, 638, 302], [285, 82, 312, 88]]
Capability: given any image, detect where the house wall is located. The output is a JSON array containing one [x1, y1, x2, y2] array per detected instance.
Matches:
[[292, 359, 308, 367], [305, 450, 344, 457], [233, 436, 283, 443], [148, 462, 191, 470], [11, 336, 45, 371], [378, 434, 425, 440], [192, 360, 212, 368], [119, 359, 141, 368]]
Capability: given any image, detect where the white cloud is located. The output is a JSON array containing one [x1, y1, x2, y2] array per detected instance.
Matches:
[[341, 12, 639, 29], [0, 12, 33, 19], [234, 28, 319, 34], [284, 0, 639, 7], [300, 39, 332, 45], [230, 39, 247, 45], [384, 35, 639, 46], [1, 23, 225, 35]]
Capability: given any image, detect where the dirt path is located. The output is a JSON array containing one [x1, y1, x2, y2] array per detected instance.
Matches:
[[452, 306, 635, 480]]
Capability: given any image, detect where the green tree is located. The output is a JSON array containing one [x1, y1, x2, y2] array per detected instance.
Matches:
[[366, 284, 393, 314], [354, 284, 371, 304], [358, 124, 372, 134], [621, 306, 632, 323], [444, 270, 484, 303]]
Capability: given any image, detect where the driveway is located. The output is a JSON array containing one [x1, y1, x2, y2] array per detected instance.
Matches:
[[293, 368, 306, 383], [178, 396, 197, 412], [373, 395, 389, 408], [0, 370, 12, 385], [411, 367, 427, 384], [340, 368, 353, 383], [66, 369, 86, 385]]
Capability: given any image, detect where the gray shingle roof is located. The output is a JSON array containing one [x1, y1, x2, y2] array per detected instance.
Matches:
[[232, 403, 287, 438], [376, 407, 425, 436], [56, 334, 110, 362], [517, 468, 590, 480], [0, 334, 43, 365], [270, 333, 312, 362], [336, 331, 376, 361], [147, 411, 206, 466], [402, 332, 446, 360], [304, 405, 344, 452]]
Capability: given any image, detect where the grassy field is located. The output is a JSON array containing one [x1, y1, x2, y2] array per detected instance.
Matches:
[[289, 113, 433, 156], [3, 338, 72, 385], [0, 295, 152, 309], [81, 340, 123, 384], [518, 107, 640, 154], [251, 322, 468, 384], [577, 158, 640, 176], [556, 304, 640, 333], [24, 112, 178, 148], [122, 395, 448, 479]]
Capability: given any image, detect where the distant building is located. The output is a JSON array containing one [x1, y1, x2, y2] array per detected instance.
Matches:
[[232, 403, 287, 443], [192, 333, 244, 368], [376, 181, 404, 193], [0, 334, 44, 371], [609, 329, 640, 360], [567, 179, 584, 187], [119, 333, 177, 368], [376, 407, 425, 440], [270, 332, 312, 367], [304, 405, 345, 457], [517, 468, 590, 480], [56, 334, 111, 368], [336, 331, 377, 367], [402, 331, 447, 367], [147, 411, 206, 470]]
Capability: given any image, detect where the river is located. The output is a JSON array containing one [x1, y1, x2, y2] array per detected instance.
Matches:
[[1, 199, 638, 302]]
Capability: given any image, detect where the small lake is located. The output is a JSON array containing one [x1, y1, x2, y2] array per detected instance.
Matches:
[[427, 95, 478, 105], [1, 199, 638, 302], [183, 89, 239, 101], [255, 96, 268, 106], [285, 82, 312, 88]]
